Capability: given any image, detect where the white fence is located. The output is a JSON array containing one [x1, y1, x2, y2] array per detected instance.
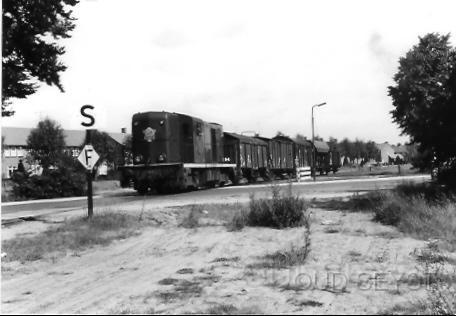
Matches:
[[296, 166, 311, 182]]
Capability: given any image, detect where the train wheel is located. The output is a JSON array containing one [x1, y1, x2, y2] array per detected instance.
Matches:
[[137, 182, 148, 195]]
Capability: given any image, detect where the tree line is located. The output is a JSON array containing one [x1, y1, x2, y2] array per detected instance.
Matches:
[[292, 133, 383, 165]]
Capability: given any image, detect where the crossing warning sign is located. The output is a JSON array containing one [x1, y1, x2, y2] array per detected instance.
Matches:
[[77, 144, 100, 170]]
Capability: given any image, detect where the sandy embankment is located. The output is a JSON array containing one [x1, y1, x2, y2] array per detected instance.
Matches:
[[2, 204, 428, 314]]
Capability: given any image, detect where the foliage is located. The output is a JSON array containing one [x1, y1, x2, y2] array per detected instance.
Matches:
[[2, 0, 79, 116], [344, 183, 456, 251], [388, 33, 456, 179], [336, 138, 381, 164], [245, 184, 309, 229], [295, 133, 308, 143], [12, 119, 88, 200], [26, 118, 66, 169], [227, 211, 247, 231], [91, 130, 124, 169], [11, 162, 86, 200], [248, 238, 310, 269]]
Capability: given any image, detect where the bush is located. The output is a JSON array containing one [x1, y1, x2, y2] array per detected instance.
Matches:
[[245, 184, 309, 229], [437, 162, 456, 189], [362, 186, 456, 251], [11, 167, 86, 200], [372, 195, 405, 226], [395, 181, 455, 204]]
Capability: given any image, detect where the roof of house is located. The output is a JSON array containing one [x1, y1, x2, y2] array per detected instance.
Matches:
[[392, 144, 408, 154], [375, 142, 395, 152], [2, 127, 128, 147], [108, 132, 129, 145]]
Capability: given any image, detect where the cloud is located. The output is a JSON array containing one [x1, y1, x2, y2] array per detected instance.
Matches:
[[215, 23, 246, 39], [153, 29, 189, 48], [368, 32, 396, 74]]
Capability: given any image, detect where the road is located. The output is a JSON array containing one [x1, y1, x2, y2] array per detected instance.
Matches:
[[1, 174, 429, 223]]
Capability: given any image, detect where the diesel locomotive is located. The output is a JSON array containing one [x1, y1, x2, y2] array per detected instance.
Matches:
[[120, 111, 340, 194]]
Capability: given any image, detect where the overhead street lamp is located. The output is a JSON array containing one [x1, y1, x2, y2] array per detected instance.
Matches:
[[312, 102, 326, 181]]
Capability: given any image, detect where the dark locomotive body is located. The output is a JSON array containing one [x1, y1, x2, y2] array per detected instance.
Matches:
[[121, 111, 341, 193], [121, 111, 235, 193]]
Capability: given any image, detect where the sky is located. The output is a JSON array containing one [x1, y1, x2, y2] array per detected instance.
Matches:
[[3, 0, 456, 144]]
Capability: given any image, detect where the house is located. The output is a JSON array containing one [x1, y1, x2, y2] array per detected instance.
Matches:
[[1, 127, 128, 179], [375, 142, 404, 164]]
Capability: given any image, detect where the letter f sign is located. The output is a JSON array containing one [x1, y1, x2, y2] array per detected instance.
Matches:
[[85, 148, 93, 167]]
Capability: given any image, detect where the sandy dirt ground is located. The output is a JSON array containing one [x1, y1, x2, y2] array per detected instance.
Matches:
[[1, 201, 432, 315]]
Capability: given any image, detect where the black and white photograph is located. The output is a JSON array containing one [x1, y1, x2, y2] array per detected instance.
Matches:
[[1, 0, 456, 314]]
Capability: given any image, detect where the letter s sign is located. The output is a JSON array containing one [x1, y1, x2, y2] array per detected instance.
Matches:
[[81, 105, 95, 127]]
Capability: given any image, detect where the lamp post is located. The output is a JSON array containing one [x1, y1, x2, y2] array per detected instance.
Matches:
[[312, 102, 326, 181]]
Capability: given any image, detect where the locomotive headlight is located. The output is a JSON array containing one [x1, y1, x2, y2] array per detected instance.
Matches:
[[158, 153, 166, 162], [134, 154, 143, 163]]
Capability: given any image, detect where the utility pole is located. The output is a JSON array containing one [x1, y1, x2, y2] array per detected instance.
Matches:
[[312, 102, 326, 181]]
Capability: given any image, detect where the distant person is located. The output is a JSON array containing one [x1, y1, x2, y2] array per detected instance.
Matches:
[[17, 160, 25, 173]]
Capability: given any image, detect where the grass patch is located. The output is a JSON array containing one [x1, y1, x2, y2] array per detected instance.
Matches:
[[2, 212, 146, 263], [176, 203, 246, 229], [158, 278, 180, 285], [211, 256, 240, 263], [179, 205, 201, 228], [226, 210, 247, 231], [248, 232, 311, 270], [324, 226, 340, 234], [201, 304, 261, 314], [312, 191, 385, 212], [340, 182, 456, 314], [155, 279, 203, 303], [287, 297, 323, 307], [372, 192, 456, 250], [228, 184, 310, 230], [326, 183, 456, 251]]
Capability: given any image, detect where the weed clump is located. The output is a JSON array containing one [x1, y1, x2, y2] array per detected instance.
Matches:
[[179, 206, 201, 228], [238, 184, 309, 229]]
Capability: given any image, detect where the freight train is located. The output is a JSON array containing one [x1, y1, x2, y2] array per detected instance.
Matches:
[[120, 111, 341, 194]]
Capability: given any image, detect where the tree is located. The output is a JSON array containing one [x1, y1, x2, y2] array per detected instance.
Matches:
[[366, 141, 380, 162], [388, 33, 456, 172], [328, 136, 338, 149], [91, 130, 124, 170], [27, 118, 66, 170], [295, 133, 308, 143], [2, 0, 79, 116]]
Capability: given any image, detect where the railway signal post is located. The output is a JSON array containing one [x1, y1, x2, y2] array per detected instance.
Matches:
[[78, 105, 99, 218]]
